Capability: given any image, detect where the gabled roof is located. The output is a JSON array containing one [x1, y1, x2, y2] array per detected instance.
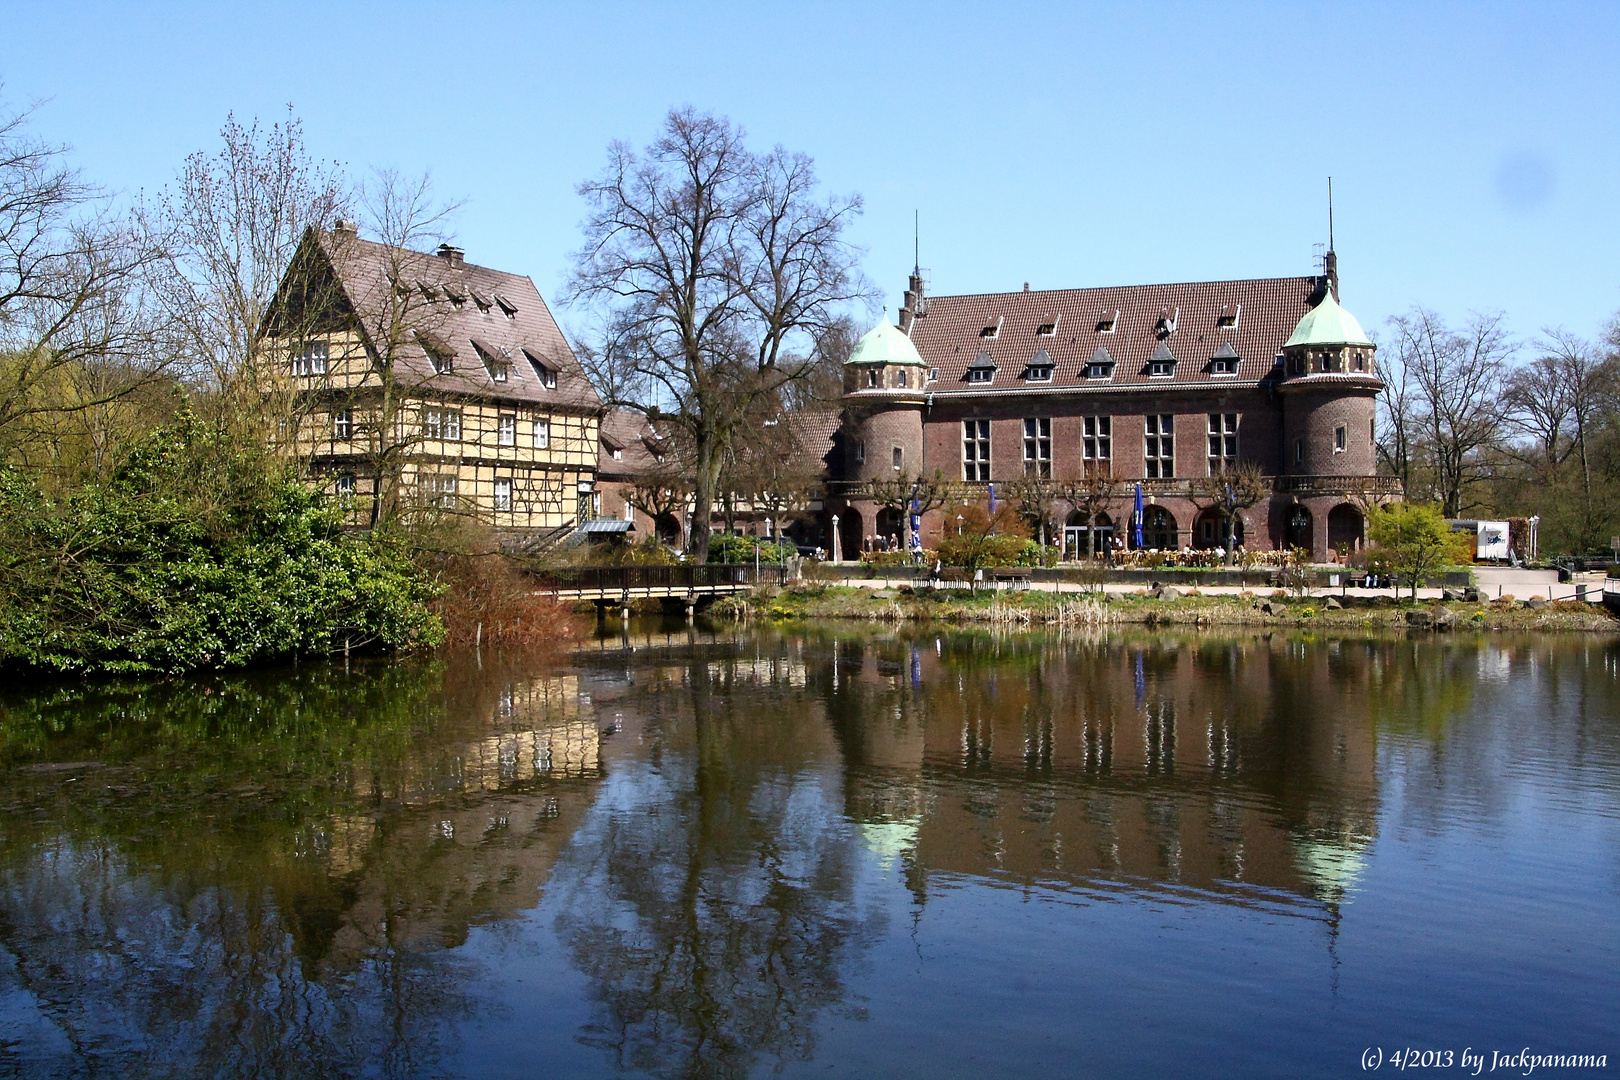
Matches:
[[276, 228, 601, 411], [1212, 341, 1240, 359], [967, 349, 998, 370], [907, 275, 1322, 389], [597, 409, 662, 477], [1150, 341, 1175, 363]]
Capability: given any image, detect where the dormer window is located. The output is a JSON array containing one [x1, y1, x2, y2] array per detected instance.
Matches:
[[416, 330, 454, 375], [1217, 303, 1240, 328], [416, 280, 440, 302], [442, 283, 466, 307], [928, 368, 939, 383], [523, 348, 557, 389], [494, 293, 518, 318], [1148, 341, 1176, 377], [1096, 310, 1119, 333], [979, 317, 1002, 339], [967, 350, 997, 384], [469, 289, 493, 313], [472, 339, 511, 382], [1024, 347, 1054, 382], [1156, 307, 1180, 337], [1210, 342, 1240, 376], [1086, 345, 1115, 380], [1037, 316, 1060, 336]]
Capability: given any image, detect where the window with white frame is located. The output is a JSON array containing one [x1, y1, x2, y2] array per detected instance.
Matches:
[[292, 340, 328, 376], [1334, 423, 1347, 453], [534, 417, 550, 448], [892, 445, 903, 470], [1145, 414, 1174, 478], [424, 473, 457, 508], [497, 413, 516, 447], [333, 408, 353, 440], [1083, 416, 1112, 461], [423, 408, 462, 441], [1207, 413, 1239, 473], [853, 440, 865, 464], [493, 477, 513, 512], [963, 419, 990, 481], [1023, 417, 1051, 477], [335, 473, 356, 500]]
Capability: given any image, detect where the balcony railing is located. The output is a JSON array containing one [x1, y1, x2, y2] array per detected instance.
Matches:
[[825, 475, 1403, 501], [1271, 475, 1404, 496]]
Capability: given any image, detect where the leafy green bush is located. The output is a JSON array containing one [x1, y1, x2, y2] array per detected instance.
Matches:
[[0, 414, 442, 673], [706, 533, 795, 564]]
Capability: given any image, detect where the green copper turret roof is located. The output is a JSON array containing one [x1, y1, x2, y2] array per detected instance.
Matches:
[[1284, 288, 1374, 348], [846, 319, 928, 366]]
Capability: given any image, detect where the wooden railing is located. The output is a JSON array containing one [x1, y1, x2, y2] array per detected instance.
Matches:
[[530, 564, 790, 594]]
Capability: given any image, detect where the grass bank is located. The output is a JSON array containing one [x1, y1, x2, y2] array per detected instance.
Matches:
[[704, 584, 1619, 633]]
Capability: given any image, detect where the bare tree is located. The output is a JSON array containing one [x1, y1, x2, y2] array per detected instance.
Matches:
[[0, 96, 169, 475], [149, 108, 348, 409], [1387, 307, 1515, 517], [1006, 469, 1059, 548], [568, 108, 868, 560], [1189, 461, 1269, 563], [862, 470, 959, 552]]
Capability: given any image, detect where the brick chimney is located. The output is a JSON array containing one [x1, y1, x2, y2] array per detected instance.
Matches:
[[436, 244, 465, 268]]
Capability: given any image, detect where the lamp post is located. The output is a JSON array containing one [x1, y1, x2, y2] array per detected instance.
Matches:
[[831, 515, 841, 565], [956, 513, 964, 536]]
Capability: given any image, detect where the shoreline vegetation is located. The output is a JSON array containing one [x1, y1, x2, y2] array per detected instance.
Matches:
[[693, 583, 1619, 633]]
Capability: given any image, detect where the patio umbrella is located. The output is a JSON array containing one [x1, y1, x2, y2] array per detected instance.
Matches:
[[1133, 483, 1145, 549]]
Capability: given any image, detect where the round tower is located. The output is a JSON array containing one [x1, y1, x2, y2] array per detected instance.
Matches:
[[841, 318, 927, 482], [1278, 285, 1382, 478]]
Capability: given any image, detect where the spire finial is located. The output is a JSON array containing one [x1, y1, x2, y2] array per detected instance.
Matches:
[[913, 209, 920, 273], [1327, 176, 1334, 253]]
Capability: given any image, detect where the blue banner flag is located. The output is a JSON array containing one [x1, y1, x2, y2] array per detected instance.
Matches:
[[1133, 483, 1145, 549]]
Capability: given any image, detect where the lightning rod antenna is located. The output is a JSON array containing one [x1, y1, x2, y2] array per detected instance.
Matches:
[[914, 209, 919, 271], [1327, 177, 1334, 252]]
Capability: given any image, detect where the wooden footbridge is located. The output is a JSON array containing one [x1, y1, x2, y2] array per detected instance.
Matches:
[[530, 564, 791, 616]]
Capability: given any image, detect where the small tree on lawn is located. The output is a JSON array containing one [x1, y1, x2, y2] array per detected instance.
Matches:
[[1367, 501, 1474, 600], [937, 502, 1030, 572]]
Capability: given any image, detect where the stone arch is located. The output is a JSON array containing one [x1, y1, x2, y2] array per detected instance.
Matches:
[[1285, 503, 1315, 551], [1193, 509, 1244, 549], [875, 506, 904, 548], [1064, 509, 1113, 558], [837, 508, 863, 561], [1142, 505, 1178, 550], [1327, 503, 1364, 554], [653, 512, 681, 546]]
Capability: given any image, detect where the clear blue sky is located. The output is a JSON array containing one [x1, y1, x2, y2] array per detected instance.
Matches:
[[5, 1, 1617, 347]]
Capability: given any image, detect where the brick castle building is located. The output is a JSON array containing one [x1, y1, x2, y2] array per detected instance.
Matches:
[[827, 250, 1398, 560]]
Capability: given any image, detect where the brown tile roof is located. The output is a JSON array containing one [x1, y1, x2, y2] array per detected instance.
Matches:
[[596, 409, 662, 477], [315, 229, 602, 412], [907, 276, 1323, 393], [786, 408, 841, 477]]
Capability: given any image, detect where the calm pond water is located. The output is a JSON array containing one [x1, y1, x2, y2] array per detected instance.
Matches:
[[1, 624, 1617, 1079]]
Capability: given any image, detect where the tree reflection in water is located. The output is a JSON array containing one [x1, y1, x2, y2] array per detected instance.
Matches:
[[0, 654, 602, 1080], [550, 646, 881, 1080], [4, 628, 1614, 1078]]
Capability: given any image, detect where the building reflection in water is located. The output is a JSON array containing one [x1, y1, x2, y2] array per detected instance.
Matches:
[[820, 630, 1389, 915], [2, 627, 1612, 1079]]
